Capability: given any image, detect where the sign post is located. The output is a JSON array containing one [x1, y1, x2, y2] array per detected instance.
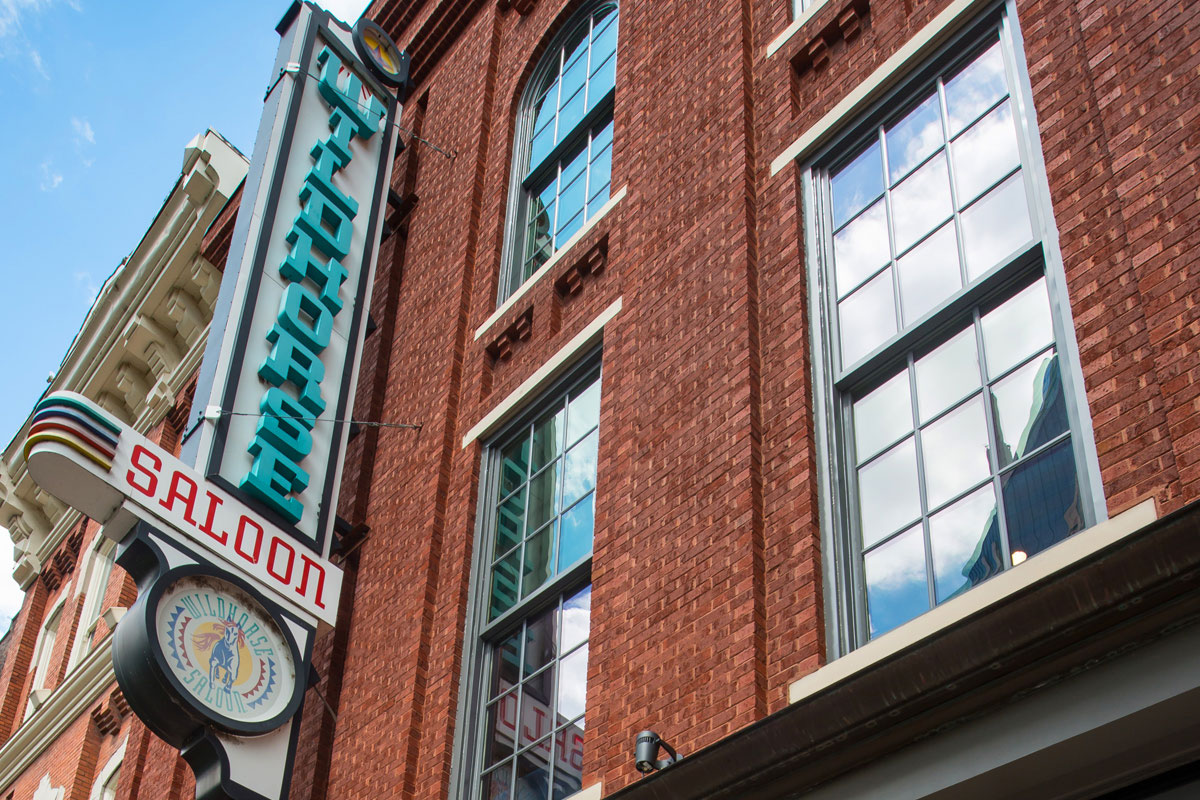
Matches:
[[24, 3, 411, 798]]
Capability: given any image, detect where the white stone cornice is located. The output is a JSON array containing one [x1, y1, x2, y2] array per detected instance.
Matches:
[[1, 131, 248, 582]]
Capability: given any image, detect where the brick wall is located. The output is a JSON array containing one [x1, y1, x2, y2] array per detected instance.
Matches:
[[4, 0, 1196, 798]]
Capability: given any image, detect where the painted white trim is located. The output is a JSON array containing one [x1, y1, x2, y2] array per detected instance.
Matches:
[[563, 782, 603, 800], [475, 186, 627, 342], [770, 0, 991, 176], [0, 638, 115, 794], [788, 499, 1159, 704], [462, 297, 623, 448], [766, 0, 830, 58], [87, 737, 125, 800]]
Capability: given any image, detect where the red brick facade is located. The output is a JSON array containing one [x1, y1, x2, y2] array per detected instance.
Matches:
[[2, 0, 1198, 798]]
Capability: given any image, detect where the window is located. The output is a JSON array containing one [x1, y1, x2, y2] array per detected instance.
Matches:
[[26, 600, 63, 716], [465, 360, 601, 800], [807, 11, 1101, 651], [68, 539, 115, 670], [500, 2, 618, 302]]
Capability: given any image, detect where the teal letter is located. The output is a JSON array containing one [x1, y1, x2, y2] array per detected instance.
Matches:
[[255, 386, 315, 462], [316, 47, 385, 140], [307, 138, 358, 219], [277, 282, 333, 353], [241, 440, 308, 524], [259, 324, 327, 417], [295, 179, 355, 260], [280, 226, 348, 315]]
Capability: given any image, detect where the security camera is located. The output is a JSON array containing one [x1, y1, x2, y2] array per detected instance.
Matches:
[[635, 730, 680, 774]]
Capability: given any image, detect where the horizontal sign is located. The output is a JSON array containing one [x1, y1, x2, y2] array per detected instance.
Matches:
[[26, 392, 342, 627]]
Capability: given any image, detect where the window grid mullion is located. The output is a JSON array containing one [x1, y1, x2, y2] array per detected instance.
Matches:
[[904, 355, 938, 610], [973, 310, 1014, 570], [876, 127, 902, 350]]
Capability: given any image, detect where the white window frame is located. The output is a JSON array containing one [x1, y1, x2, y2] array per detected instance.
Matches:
[[67, 537, 116, 671], [802, 0, 1104, 657]]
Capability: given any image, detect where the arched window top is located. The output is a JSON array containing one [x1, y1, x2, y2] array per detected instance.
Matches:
[[501, 1, 619, 302], [525, 3, 618, 177]]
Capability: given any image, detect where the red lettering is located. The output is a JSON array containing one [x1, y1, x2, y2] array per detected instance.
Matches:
[[234, 516, 264, 564], [296, 553, 328, 609], [159, 470, 199, 525], [126, 445, 161, 497], [267, 538, 295, 583], [198, 491, 226, 544], [570, 732, 584, 770]]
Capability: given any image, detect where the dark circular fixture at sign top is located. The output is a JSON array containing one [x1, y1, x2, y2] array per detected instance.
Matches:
[[353, 18, 410, 89]]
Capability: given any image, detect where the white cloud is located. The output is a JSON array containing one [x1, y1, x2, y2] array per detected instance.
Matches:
[[0, 0, 51, 39], [314, 0, 372, 24], [39, 158, 62, 190], [74, 270, 100, 305], [71, 116, 93, 144], [28, 45, 46, 77]]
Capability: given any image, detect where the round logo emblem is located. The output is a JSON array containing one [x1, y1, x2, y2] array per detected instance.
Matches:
[[352, 18, 409, 89], [156, 575, 297, 727]]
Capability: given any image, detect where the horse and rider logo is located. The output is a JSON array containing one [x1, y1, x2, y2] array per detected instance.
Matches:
[[158, 580, 290, 721]]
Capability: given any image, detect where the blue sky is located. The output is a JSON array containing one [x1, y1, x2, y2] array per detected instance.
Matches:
[[0, 0, 369, 628]]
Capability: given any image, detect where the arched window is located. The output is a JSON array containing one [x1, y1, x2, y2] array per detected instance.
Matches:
[[500, 1, 618, 301]]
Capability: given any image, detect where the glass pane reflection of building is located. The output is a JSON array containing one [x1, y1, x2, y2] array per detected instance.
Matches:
[[481, 368, 599, 800], [856, 280, 1082, 640]]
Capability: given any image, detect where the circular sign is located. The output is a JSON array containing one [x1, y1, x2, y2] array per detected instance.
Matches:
[[353, 18, 409, 88], [153, 573, 299, 732]]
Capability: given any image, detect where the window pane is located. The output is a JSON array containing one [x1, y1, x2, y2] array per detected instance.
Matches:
[[528, 463, 560, 532], [980, 277, 1053, 377], [991, 350, 1066, 466], [588, 144, 612, 208], [865, 524, 929, 638], [491, 551, 522, 620], [952, 101, 1019, 205], [496, 488, 527, 558], [558, 90, 586, 141], [961, 172, 1032, 280], [858, 438, 921, 547], [501, 436, 531, 497], [483, 767, 512, 800], [945, 41, 1008, 136], [523, 523, 557, 597], [559, 586, 591, 655], [558, 493, 594, 571], [563, 432, 598, 508], [897, 221, 961, 325], [831, 140, 884, 229], [516, 748, 552, 800], [524, 606, 557, 677], [886, 93, 944, 183], [567, 378, 601, 444], [556, 644, 588, 723], [929, 484, 1000, 602], [914, 327, 981, 423], [891, 152, 952, 254], [920, 395, 990, 509], [1003, 439, 1083, 561], [561, 57, 587, 110], [492, 632, 521, 698], [588, 53, 616, 108], [833, 199, 889, 298], [485, 693, 518, 767], [853, 370, 913, 463], [532, 409, 564, 471], [838, 269, 897, 367]]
